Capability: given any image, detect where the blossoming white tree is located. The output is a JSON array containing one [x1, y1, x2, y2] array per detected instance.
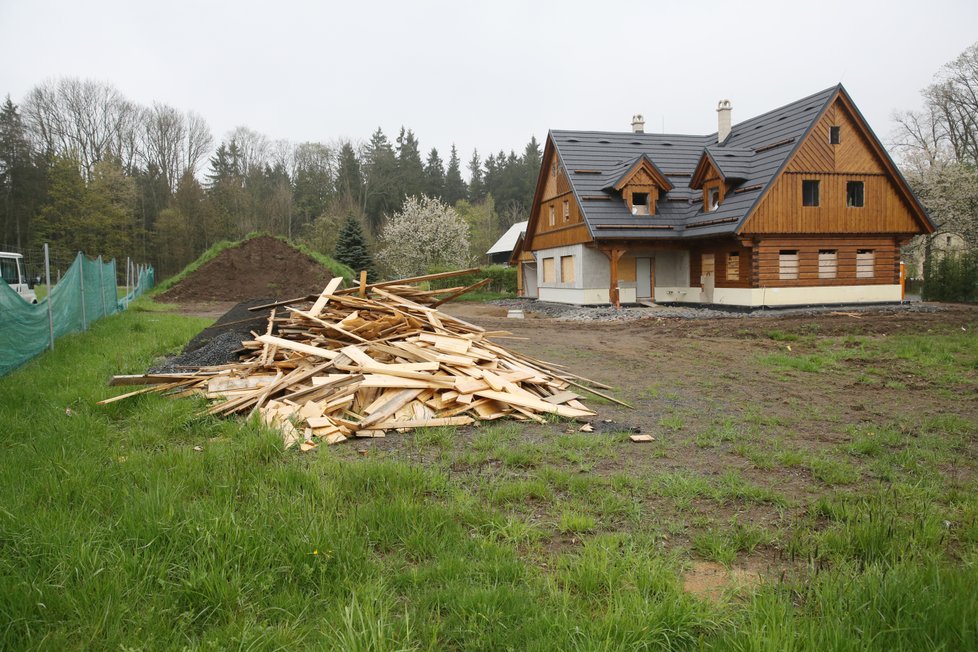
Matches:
[[377, 195, 471, 277]]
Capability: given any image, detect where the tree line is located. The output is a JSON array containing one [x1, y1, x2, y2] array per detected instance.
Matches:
[[891, 42, 978, 258], [0, 77, 542, 277]]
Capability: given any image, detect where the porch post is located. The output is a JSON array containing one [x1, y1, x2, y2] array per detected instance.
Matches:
[[600, 247, 626, 309]]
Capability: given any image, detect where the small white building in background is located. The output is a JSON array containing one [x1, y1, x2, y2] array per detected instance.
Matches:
[[486, 221, 528, 265]]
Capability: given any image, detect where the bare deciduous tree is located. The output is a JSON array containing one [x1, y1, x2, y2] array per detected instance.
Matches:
[[892, 42, 978, 251], [22, 78, 141, 178]]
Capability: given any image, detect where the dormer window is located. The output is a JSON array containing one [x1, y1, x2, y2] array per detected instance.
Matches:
[[631, 192, 650, 215], [707, 188, 721, 212]]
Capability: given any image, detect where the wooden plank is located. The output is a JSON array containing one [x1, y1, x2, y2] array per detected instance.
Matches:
[[255, 335, 338, 360], [357, 389, 425, 428], [473, 390, 594, 418], [308, 277, 345, 317], [372, 416, 475, 429]]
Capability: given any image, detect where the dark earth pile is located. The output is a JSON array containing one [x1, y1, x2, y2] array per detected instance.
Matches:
[[158, 236, 335, 302], [151, 299, 273, 372]]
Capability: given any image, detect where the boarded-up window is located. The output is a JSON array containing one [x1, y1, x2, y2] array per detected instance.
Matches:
[[563, 200, 570, 222], [818, 250, 838, 279], [726, 252, 740, 280], [543, 257, 555, 283], [548, 205, 555, 227], [779, 250, 799, 280], [560, 255, 575, 283], [856, 249, 874, 279]]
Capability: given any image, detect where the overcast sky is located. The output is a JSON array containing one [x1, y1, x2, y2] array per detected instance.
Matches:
[[2, 0, 976, 168]]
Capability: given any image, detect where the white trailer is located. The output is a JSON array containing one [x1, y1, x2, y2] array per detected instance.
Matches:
[[0, 252, 38, 303]]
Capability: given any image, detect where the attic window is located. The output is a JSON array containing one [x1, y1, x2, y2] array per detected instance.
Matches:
[[631, 192, 650, 215], [707, 188, 721, 212], [802, 180, 820, 207], [830, 126, 841, 145]]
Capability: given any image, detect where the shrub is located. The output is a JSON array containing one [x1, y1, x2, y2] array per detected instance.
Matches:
[[923, 250, 978, 302], [427, 264, 517, 294]]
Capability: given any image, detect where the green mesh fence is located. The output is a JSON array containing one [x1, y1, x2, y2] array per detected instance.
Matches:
[[0, 252, 154, 376]]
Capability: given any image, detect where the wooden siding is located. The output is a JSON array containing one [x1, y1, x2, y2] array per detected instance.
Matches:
[[750, 237, 900, 287], [688, 240, 753, 288], [532, 224, 592, 249], [529, 147, 592, 249], [744, 97, 923, 235]]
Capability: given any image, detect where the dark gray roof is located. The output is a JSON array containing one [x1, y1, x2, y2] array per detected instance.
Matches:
[[549, 85, 839, 240]]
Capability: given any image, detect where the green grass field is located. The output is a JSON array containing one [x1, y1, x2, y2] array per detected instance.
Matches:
[[1, 301, 976, 649]]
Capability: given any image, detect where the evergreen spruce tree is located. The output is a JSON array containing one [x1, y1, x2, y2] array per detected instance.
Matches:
[[334, 213, 374, 280], [467, 149, 485, 201], [423, 147, 445, 199], [444, 144, 467, 205]]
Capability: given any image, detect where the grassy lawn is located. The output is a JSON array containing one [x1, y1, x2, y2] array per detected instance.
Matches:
[[1, 301, 976, 649], [33, 284, 129, 301]]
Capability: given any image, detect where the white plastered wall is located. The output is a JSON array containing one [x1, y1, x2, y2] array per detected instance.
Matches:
[[536, 245, 617, 305]]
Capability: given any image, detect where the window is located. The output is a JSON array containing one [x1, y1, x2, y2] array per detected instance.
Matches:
[[818, 250, 837, 279], [548, 204, 555, 227], [542, 257, 555, 283], [846, 181, 864, 207], [0, 257, 19, 284], [563, 200, 570, 222], [830, 126, 841, 145], [631, 192, 650, 215], [779, 250, 799, 280], [560, 255, 575, 283], [856, 250, 874, 279], [802, 180, 820, 207], [707, 188, 721, 212], [726, 252, 740, 281]]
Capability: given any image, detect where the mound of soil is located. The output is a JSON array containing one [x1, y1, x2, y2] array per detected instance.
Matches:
[[151, 299, 275, 372], [159, 236, 336, 302]]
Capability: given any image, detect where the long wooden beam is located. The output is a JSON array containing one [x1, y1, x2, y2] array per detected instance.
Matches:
[[248, 267, 483, 312]]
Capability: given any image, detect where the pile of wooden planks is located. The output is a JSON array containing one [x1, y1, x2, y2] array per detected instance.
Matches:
[[102, 271, 625, 450]]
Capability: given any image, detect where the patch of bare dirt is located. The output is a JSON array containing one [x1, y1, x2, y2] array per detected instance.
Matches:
[[683, 561, 762, 601], [158, 236, 336, 303]]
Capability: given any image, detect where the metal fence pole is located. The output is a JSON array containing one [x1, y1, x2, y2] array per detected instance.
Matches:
[[98, 256, 106, 318], [44, 244, 54, 351], [78, 252, 87, 331]]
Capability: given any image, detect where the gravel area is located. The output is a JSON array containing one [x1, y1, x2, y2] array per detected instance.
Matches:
[[491, 298, 942, 322]]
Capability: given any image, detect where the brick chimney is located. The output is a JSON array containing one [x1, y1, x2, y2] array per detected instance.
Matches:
[[716, 100, 732, 143], [631, 114, 645, 134]]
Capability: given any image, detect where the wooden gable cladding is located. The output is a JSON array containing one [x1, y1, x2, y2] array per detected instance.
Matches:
[[525, 135, 593, 251], [742, 92, 932, 237], [541, 159, 572, 201], [785, 99, 884, 174]]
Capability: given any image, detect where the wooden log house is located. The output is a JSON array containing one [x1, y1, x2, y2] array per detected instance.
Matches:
[[516, 85, 933, 308]]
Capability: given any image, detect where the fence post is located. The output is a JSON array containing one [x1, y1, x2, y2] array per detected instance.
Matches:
[[44, 244, 54, 351], [98, 256, 106, 318], [125, 256, 131, 308], [78, 252, 87, 331]]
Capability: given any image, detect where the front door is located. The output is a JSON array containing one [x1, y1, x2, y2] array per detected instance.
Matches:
[[636, 257, 653, 300], [523, 263, 538, 298], [701, 254, 715, 304]]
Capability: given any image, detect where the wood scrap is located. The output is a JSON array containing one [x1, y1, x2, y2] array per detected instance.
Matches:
[[103, 269, 625, 450]]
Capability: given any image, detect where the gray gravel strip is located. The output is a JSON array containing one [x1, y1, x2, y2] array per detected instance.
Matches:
[[492, 298, 942, 322]]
